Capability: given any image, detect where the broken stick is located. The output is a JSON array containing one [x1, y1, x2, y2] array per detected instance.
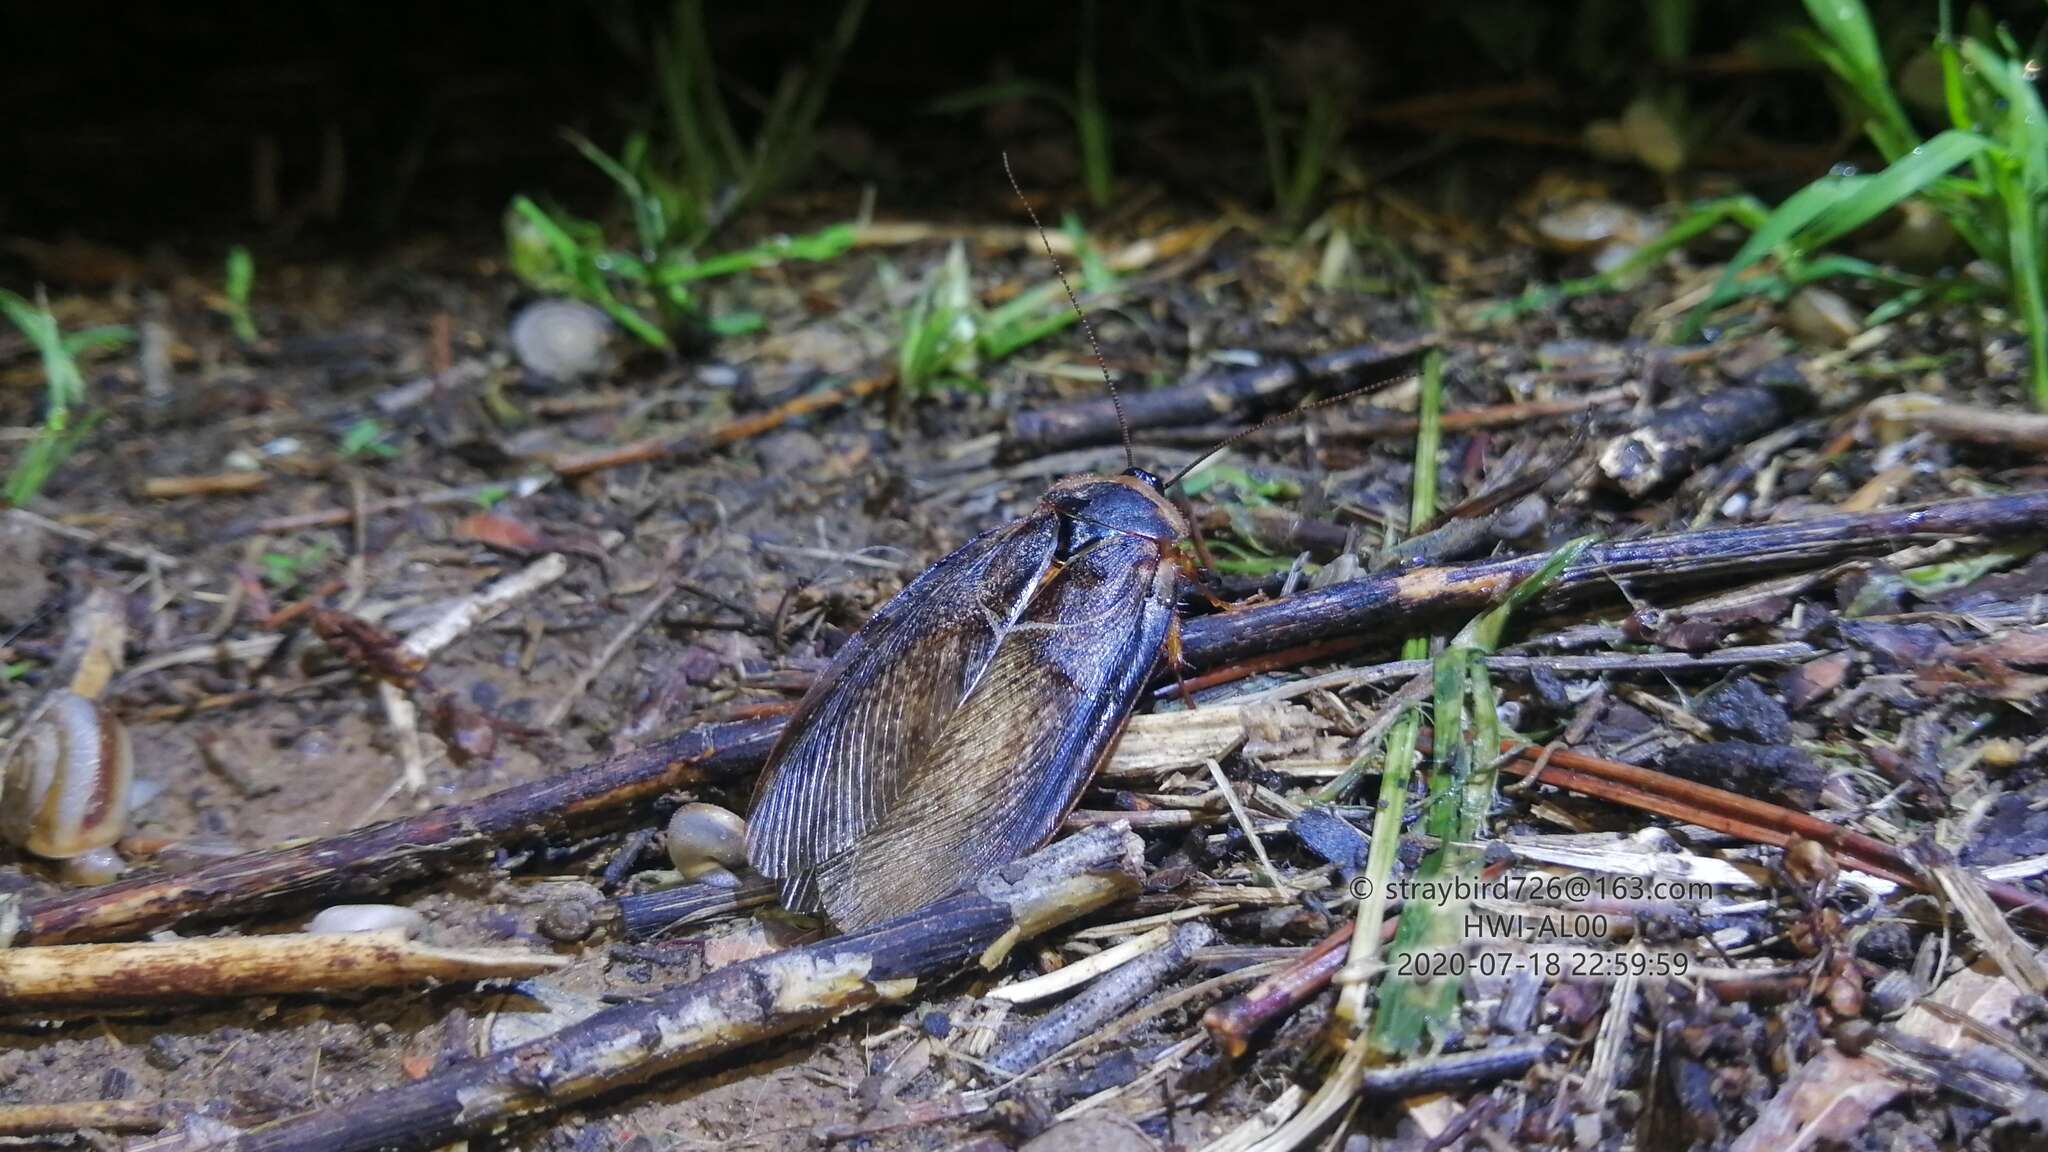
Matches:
[[135, 824, 1144, 1152], [1179, 489, 2048, 667], [1004, 338, 1433, 458], [0, 929, 563, 1010]]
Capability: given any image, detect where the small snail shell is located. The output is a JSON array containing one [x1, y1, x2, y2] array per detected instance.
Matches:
[[666, 803, 747, 882], [3, 691, 133, 867], [307, 904, 427, 937]]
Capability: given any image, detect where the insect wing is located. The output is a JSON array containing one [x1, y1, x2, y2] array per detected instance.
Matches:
[[812, 532, 1178, 928], [746, 512, 1060, 912]]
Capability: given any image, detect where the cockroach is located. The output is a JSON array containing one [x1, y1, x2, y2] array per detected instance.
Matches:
[[746, 161, 1410, 929]]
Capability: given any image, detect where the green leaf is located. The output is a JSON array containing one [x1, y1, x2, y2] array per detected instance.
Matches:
[[1800, 130, 1994, 253]]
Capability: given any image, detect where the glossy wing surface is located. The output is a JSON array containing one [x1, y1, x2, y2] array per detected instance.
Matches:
[[746, 512, 1060, 911], [811, 533, 1178, 928]]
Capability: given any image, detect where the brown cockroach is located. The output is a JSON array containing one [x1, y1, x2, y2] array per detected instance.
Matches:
[[746, 162, 1409, 929]]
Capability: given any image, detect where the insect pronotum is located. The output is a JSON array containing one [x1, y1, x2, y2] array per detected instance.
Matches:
[[745, 158, 1407, 929]]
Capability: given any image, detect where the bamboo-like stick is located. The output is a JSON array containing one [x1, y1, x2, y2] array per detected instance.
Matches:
[[1004, 338, 1433, 457], [0, 930, 564, 1010], [0, 1099, 186, 1135], [1178, 489, 2048, 666], [132, 825, 1145, 1152]]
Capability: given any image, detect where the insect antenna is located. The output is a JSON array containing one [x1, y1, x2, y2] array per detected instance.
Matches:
[[1002, 151, 1135, 472], [1162, 369, 1421, 492]]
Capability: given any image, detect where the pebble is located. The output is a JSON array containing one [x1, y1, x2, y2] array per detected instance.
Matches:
[[510, 299, 612, 381], [1535, 201, 1645, 253], [1784, 287, 1861, 348], [307, 904, 426, 937]]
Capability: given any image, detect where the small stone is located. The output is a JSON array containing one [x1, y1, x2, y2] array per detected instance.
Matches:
[[1691, 678, 1791, 744], [146, 1034, 190, 1070], [1535, 201, 1646, 253], [538, 899, 597, 943], [1784, 287, 1861, 348], [920, 1010, 952, 1039], [307, 904, 426, 937], [510, 299, 612, 382]]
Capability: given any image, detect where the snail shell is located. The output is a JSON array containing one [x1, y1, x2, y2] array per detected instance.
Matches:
[[666, 802, 747, 882], [3, 691, 133, 864]]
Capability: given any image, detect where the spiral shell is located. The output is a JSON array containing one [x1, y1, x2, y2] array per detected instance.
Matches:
[[3, 691, 133, 862]]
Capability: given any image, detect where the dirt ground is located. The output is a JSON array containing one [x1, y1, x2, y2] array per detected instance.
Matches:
[[6, 35, 2048, 1151]]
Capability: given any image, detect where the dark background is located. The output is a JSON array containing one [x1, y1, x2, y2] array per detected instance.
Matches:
[[0, 1, 2015, 248]]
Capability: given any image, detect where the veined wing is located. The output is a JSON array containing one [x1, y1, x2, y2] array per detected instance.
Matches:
[[746, 511, 1060, 912], [811, 532, 1178, 929]]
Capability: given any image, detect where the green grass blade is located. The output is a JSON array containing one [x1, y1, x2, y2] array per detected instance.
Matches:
[[1798, 0, 1918, 160], [1684, 178, 1863, 338], [1372, 537, 1593, 1052], [1799, 129, 1993, 253]]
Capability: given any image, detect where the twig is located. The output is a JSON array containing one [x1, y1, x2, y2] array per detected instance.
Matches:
[[1180, 490, 2048, 667], [400, 554, 569, 664], [989, 922, 1213, 1075], [140, 472, 269, 499], [988, 926, 1172, 1005], [1202, 921, 1356, 1058], [1318, 385, 1630, 444], [1866, 393, 2048, 452], [541, 574, 680, 728], [0, 929, 563, 1009], [4, 507, 182, 569], [0, 1099, 187, 1136], [33, 495, 2048, 947], [133, 825, 1144, 1152], [548, 373, 894, 477], [17, 717, 782, 944], [224, 476, 550, 537], [1005, 338, 1434, 457], [1494, 742, 2048, 926]]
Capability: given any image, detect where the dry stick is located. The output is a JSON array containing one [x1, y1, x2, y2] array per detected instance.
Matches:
[[1178, 489, 2048, 667], [26, 491, 2048, 946], [1004, 337, 1435, 457], [989, 922, 1214, 1075], [1203, 921, 1355, 1058], [225, 477, 550, 538], [1495, 745, 2048, 926], [548, 373, 894, 477], [0, 1099, 187, 1136], [1317, 384, 1630, 444], [1866, 393, 2048, 452], [0, 930, 564, 1010], [16, 716, 782, 945], [133, 825, 1144, 1152]]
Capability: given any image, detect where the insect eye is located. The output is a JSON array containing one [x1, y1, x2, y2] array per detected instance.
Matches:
[[1123, 467, 1163, 489]]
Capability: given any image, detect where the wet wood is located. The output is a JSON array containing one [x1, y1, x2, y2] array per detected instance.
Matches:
[[1004, 337, 1434, 457], [133, 825, 1145, 1152], [0, 929, 564, 1009], [1177, 489, 2048, 667], [1598, 384, 1797, 496]]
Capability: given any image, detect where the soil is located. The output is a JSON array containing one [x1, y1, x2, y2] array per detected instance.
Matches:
[[5, 19, 2048, 1151]]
